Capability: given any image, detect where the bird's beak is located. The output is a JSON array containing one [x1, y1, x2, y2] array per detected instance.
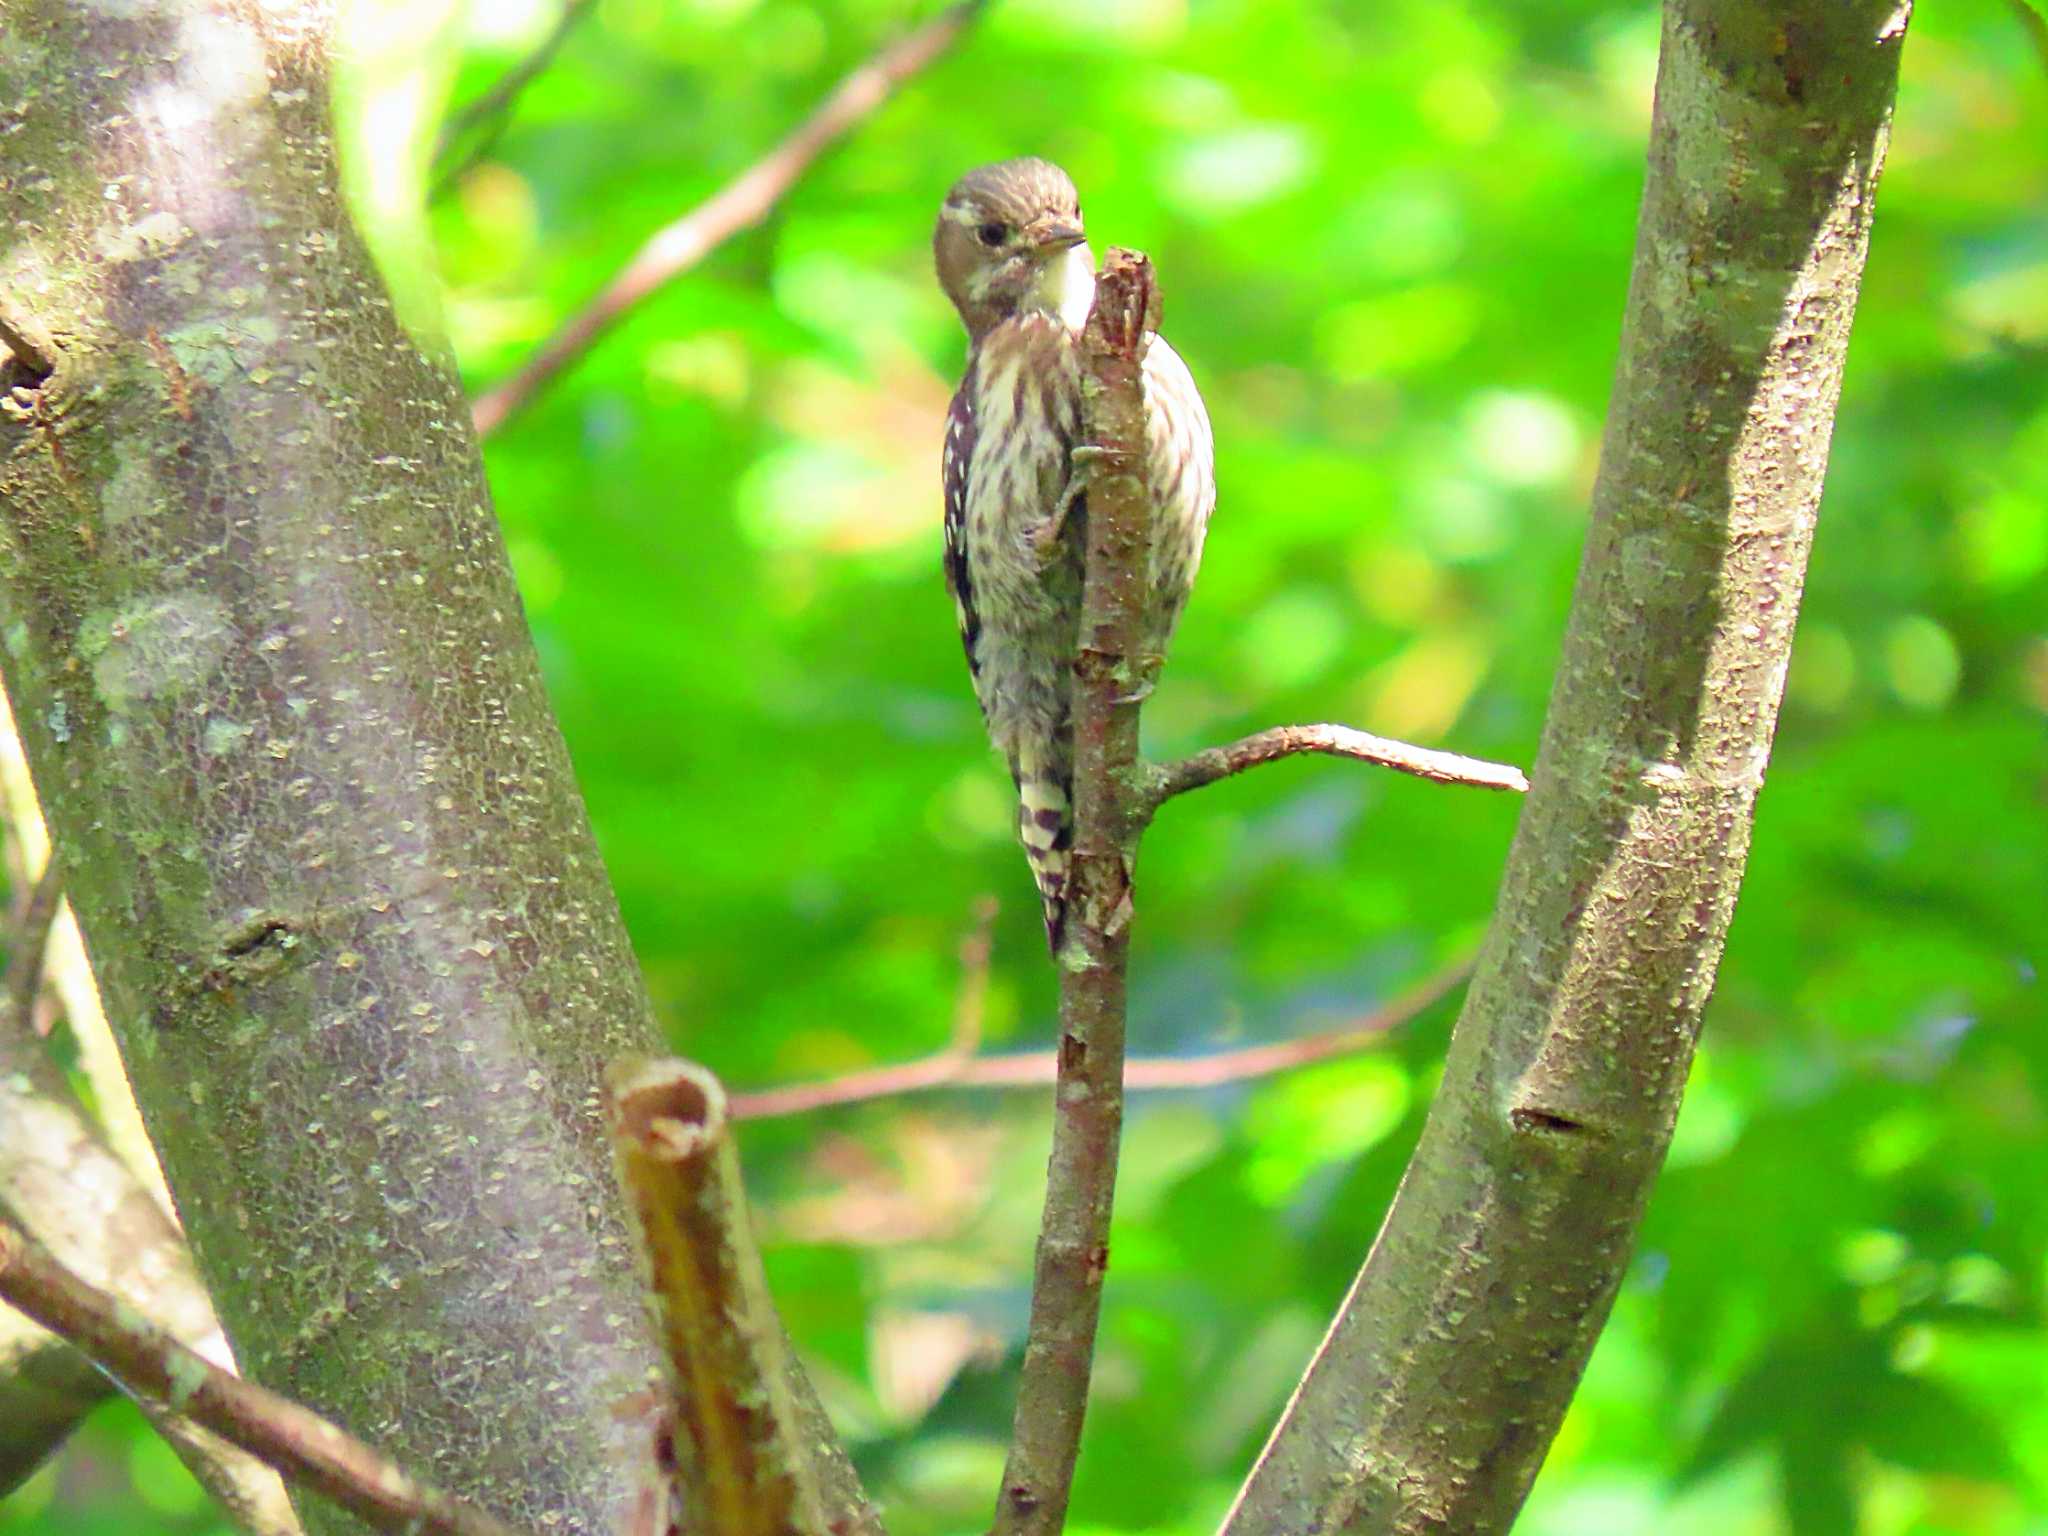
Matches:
[[1025, 216, 1088, 252]]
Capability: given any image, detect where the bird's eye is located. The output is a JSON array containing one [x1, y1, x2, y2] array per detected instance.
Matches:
[[976, 222, 1007, 248]]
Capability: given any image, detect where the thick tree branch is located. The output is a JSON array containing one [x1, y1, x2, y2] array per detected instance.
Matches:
[[728, 952, 1473, 1120], [0, 1220, 519, 1536], [1145, 724, 1527, 812], [0, 8, 870, 1533], [472, 1, 984, 437], [607, 1060, 836, 1536], [431, 0, 599, 200], [990, 250, 1159, 1536], [1221, 5, 1912, 1534]]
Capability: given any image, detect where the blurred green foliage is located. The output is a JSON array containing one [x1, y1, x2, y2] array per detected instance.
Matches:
[[6, 0, 2045, 1532]]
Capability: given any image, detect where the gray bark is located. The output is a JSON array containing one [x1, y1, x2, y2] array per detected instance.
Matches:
[[1220, 2, 1912, 1532], [0, 3, 862, 1531]]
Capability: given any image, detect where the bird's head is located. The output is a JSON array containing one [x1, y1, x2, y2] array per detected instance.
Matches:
[[934, 157, 1095, 342]]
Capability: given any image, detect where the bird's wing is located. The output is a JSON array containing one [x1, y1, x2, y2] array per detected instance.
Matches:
[[942, 370, 982, 681], [1140, 335, 1218, 652]]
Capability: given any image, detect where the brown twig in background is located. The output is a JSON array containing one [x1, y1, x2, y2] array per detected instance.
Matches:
[[0, 1220, 518, 1536], [989, 250, 1158, 1536], [431, 0, 599, 201], [731, 896, 997, 1120], [607, 1060, 830, 1536], [729, 950, 1474, 1121], [1147, 723, 1528, 811], [472, 1, 985, 437]]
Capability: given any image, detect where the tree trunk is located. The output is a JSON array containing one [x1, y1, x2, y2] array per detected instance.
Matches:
[[0, 4, 863, 1530], [1220, 2, 1911, 1532]]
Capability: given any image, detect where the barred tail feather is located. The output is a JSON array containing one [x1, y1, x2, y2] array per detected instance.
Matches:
[[1014, 750, 1073, 952]]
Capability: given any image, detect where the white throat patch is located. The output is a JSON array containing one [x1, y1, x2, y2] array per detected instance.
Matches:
[[1045, 242, 1097, 331]]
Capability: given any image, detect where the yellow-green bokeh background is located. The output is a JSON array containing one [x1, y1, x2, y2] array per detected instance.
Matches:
[[7, 0, 2046, 1532]]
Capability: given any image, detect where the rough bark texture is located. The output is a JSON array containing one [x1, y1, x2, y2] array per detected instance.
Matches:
[[0, 685, 175, 1216], [0, 4, 858, 1531], [1220, 4, 1911, 1533]]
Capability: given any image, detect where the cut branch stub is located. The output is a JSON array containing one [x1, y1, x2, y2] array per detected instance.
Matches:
[[607, 1059, 833, 1536]]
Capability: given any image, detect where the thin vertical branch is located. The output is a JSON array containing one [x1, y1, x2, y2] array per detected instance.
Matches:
[[4, 856, 62, 1026], [991, 251, 1159, 1536]]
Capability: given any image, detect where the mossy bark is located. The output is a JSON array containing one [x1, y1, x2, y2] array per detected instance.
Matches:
[[1221, 3, 1912, 1533], [1, 4, 683, 1530]]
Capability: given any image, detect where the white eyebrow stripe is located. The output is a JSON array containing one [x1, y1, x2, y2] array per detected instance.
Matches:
[[941, 203, 984, 225]]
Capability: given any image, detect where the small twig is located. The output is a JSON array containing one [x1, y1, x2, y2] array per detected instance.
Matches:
[[430, 0, 599, 200], [471, 1, 984, 437], [607, 1060, 828, 1536], [728, 951, 1473, 1121], [1147, 724, 1527, 812], [5, 855, 62, 1033], [0, 1219, 520, 1536]]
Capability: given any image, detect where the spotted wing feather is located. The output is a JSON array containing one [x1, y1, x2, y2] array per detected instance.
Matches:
[[941, 381, 981, 680]]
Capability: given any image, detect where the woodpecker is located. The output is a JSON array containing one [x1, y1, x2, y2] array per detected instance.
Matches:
[[935, 158, 1215, 950]]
